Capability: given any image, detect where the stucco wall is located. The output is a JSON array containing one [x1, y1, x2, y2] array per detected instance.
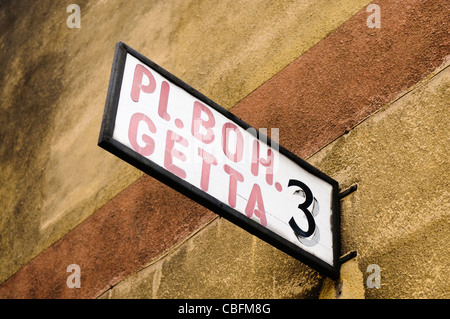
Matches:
[[100, 62, 449, 300], [0, 0, 372, 286], [316, 64, 450, 298], [0, 0, 448, 299]]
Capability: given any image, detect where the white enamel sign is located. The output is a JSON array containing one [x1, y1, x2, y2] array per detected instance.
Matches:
[[99, 43, 341, 279]]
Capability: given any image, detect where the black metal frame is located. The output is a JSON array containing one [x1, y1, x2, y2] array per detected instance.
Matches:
[[98, 42, 341, 280]]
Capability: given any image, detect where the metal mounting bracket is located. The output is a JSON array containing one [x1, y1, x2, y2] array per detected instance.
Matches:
[[339, 250, 357, 264], [339, 184, 358, 199], [338, 184, 358, 267]]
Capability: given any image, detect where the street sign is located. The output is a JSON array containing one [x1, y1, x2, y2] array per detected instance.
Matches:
[[98, 42, 341, 279]]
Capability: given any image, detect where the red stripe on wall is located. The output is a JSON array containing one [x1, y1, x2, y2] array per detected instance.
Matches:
[[0, 177, 216, 298], [1, 0, 448, 298], [232, 0, 449, 159]]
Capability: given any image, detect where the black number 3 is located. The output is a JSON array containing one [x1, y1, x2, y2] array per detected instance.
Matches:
[[288, 179, 316, 238]]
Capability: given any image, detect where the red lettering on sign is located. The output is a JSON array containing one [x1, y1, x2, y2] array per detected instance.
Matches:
[[164, 130, 188, 179], [222, 122, 244, 163], [131, 64, 156, 102], [245, 183, 267, 226], [158, 81, 171, 121], [197, 148, 218, 192], [191, 101, 215, 144], [128, 113, 156, 156], [251, 140, 274, 185], [223, 164, 244, 208]]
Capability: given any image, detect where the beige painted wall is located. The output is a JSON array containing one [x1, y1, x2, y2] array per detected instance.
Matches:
[[316, 63, 450, 298], [0, 0, 371, 284], [100, 62, 450, 299]]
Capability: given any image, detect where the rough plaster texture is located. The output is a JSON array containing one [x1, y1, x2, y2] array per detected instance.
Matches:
[[100, 61, 449, 300], [313, 65, 450, 298], [0, 176, 216, 298], [1, 0, 449, 299], [0, 0, 372, 284], [319, 258, 364, 299], [232, 0, 450, 160], [99, 218, 324, 299]]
